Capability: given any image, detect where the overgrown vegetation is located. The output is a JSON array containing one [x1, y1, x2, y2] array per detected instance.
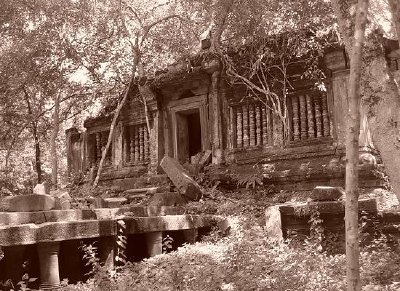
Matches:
[[60, 213, 400, 291]]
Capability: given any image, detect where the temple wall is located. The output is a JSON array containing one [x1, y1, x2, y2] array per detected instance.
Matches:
[[66, 48, 382, 190]]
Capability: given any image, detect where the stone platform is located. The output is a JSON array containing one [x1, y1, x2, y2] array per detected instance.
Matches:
[[0, 206, 217, 289]]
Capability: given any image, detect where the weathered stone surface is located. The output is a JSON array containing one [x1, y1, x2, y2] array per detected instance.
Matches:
[[33, 183, 48, 195], [0, 209, 97, 226], [103, 197, 127, 208], [265, 205, 283, 242], [0, 194, 56, 212], [310, 186, 344, 201], [160, 156, 202, 200], [0, 214, 215, 245], [279, 198, 378, 215], [148, 192, 187, 206], [50, 190, 71, 210]]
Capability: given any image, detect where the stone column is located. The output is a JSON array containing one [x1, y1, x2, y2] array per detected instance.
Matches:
[[37, 242, 60, 290], [98, 237, 115, 270], [144, 232, 163, 257]]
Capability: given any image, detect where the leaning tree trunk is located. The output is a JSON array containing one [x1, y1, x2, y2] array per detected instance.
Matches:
[[344, 0, 369, 290], [50, 94, 60, 189], [93, 75, 134, 188]]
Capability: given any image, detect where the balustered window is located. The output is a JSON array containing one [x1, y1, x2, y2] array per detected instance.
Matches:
[[230, 102, 273, 149], [288, 90, 331, 142], [124, 123, 150, 164], [88, 130, 112, 167]]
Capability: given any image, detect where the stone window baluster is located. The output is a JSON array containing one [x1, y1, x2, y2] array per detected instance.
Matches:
[[230, 107, 237, 148], [262, 106, 268, 145], [139, 125, 144, 161], [299, 95, 308, 140], [144, 127, 150, 160], [134, 126, 139, 163], [242, 104, 250, 148], [255, 104, 262, 145], [315, 96, 323, 137], [291, 96, 300, 141], [321, 93, 330, 137], [249, 104, 256, 147], [95, 132, 101, 164], [236, 106, 243, 148], [306, 94, 315, 138], [130, 128, 135, 163]]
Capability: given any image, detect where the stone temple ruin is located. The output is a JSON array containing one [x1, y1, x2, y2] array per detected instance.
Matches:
[[67, 44, 400, 190], [1, 43, 400, 289]]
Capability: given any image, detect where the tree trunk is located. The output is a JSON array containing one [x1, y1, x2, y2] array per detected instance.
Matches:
[[33, 126, 42, 184], [22, 87, 42, 184], [93, 76, 134, 188], [209, 0, 235, 52], [344, 1, 369, 290], [332, 0, 400, 204], [50, 94, 60, 189]]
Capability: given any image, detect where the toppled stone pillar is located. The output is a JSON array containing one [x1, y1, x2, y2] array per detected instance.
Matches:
[[37, 242, 60, 290], [160, 156, 202, 201], [144, 231, 162, 257]]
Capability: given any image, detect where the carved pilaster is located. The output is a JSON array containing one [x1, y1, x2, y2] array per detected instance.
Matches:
[[249, 104, 256, 147], [306, 94, 315, 138], [299, 95, 307, 139], [230, 107, 237, 148], [242, 104, 249, 148], [291, 96, 300, 141], [255, 104, 262, 145]]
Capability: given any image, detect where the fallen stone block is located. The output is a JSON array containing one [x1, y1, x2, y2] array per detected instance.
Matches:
[[148, 192, 187, 206], [265, 205, 283, 242], [0, 194, 56, 212], [103, 197, 127, 208], [50, 190, 71, 210], [160, 156, 202, 201], [310, 186, 344, 201]]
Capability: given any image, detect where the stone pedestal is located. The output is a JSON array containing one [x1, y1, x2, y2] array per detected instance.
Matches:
[[37, 242, 60, 290], [98, 236, 115, 270], [144, 231, 162, 257]]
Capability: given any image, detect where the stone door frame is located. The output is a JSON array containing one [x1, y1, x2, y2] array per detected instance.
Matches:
[[168, 95, 210, 160]]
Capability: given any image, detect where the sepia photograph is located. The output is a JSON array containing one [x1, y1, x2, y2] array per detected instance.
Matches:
[[0, 0, 400, 290]]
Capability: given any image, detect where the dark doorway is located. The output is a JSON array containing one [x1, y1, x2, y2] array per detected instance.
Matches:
[[176, 108, 202, 163], [187, 111, 202, 158]]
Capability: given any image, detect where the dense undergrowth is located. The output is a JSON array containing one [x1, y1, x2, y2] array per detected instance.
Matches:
[[59, 192, 400, 291]]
